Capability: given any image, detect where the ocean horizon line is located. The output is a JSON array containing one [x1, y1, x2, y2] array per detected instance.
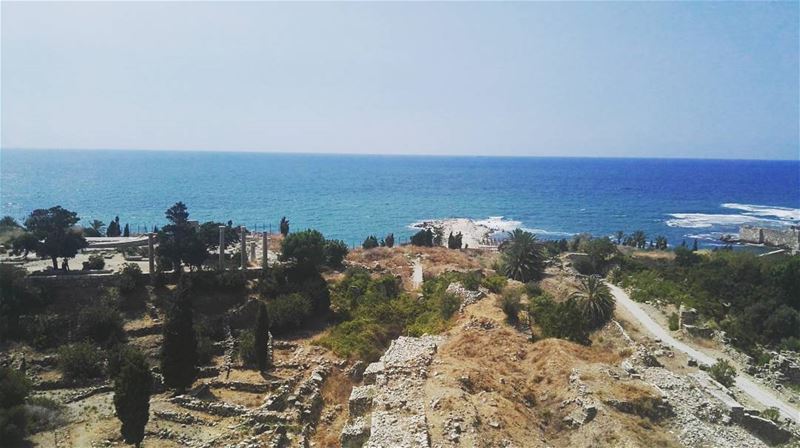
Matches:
[[1, 147, 798, 163]]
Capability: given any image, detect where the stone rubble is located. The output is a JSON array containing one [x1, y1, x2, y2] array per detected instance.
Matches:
[[445, 282, 485, 313], [341, 335, 444, 448]]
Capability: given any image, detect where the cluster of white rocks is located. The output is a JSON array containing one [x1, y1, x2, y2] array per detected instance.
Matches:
[[341, 335, 444, 448], [444, 282, 485, 313]]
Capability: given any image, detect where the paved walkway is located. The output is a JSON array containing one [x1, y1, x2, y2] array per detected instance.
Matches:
[[607, 282, 799, 423], [411, 257, 423, 289]]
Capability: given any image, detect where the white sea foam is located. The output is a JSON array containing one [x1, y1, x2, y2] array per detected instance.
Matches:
[[522, 227, 574, 237], [666, 202, 800, 229], [721, 203, 800, 221], [474, 216, 522, 233], [665, 213, 773, 229]]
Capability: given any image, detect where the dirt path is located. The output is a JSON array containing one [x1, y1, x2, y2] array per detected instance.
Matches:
[[607, 282, 800, 423], [411, 257, 423, 289]]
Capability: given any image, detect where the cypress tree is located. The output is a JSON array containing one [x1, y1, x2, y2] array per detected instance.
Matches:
[[160, 276, 197, 391], [113, 346, 153, 447], [692, 239, 698, 252], [254, 302, 270, 371], [279, 217, 289, 236], [123, 223, 130, 237], [385, 233, 395, 248]]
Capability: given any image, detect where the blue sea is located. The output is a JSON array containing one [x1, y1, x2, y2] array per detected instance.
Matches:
[[1, 149, 798, 248]]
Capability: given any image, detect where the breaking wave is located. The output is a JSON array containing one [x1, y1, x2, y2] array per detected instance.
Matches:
[[666, 203, 800, 229]]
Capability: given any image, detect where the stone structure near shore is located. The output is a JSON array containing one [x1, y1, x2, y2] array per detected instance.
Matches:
[[738, 226, 800, 252]]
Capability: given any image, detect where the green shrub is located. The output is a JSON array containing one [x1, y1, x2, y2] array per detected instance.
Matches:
[[499, 288, 522, 324], [709, 359, 736, 388], [668, 313, 679, 331], [267, 293, 313, 334], [82, 254, 106, 270], [528, 294, 588, 343], [0, 366, 31, 445], [481, 274, 507, 294], [75, 302, 125, 347], [439, 293, 461, 319], [237, 329, 257, 365], [279, 229, 325, 269], [26, 396, 65, 434], [761, 407, 780, 423], [524, 281, 542, 297], [118, 263, 143, 293], [324, 239, 349, 267], [362, 235, 379, 250], [458, 271, 482, 291], [59, 343, 105, 382]]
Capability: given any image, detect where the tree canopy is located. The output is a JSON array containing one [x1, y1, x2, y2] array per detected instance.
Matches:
[[24, 206, 88, 270]]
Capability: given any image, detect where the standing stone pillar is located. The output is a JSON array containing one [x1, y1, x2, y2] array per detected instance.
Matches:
[[147, 233, 155, 280], [262, 232, 268, 270], [219, 226, 226, 271], [240, 226, 247, 270], [250, 242, 257, 262]]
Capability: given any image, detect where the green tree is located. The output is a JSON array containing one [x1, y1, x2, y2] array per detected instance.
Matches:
[[254, 302, 270, 371], [323, 239, 349, 268], [279, 217, 289, 236], [9, 232, 39, 259], [583, 237, 617, 275], [499, 288, 522, 324], [279, 229, 326, 270], [24, 206, 88, 270], [654, 235, 668, 250], [0, 216, 21, 229], [410, 229, 434, 247], [160, 277, 197, 391], [197, 221, 239, 251], [113, 347, 153, 447], [385, 233, 395, 248], [500, 229, 545, 283], [447, 232, 463, 249], [107, 216, 122, 237], [529, 294, 588, 343], [675, 246, 701, 267], [570, 275, 615, 329], [362, 235, 379, 250], [123, 223, 130, 237], [0, 366, 31, 445], [630, 230, 647, 249], [0, 264, 43, 339], [157, 202, 207, 272]]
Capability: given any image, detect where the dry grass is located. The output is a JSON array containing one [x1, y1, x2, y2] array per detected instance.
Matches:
[[312, 368, 353, 447]]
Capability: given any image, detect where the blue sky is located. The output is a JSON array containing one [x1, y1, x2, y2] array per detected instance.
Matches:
[[1, 2, 798, 160]]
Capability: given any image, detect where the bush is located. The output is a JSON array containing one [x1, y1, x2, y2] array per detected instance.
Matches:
[[761, 407, 780, 423], [668, 313, 679, 331], [59, 343, 105, 382], [481, 274, 507, 294], [499, 288, 522, 324], [458, 271, 482, 291], [113, 346, 152, 446], [266, 293, 313, 334], [0, 264, 45, 340], [410, 229, 434, 247], [118, 263, 143, 293], [524, 281, 542, 297], [324, 239, 349, 268], [279, 229, 325, 269], [528, 294, 588, 343], [237, 330, 257, 365], [0, 366, 31, 445], [75, 303, 125, 347], [362, 235, 379, 250], [440, 293, 461, 319], [709, 359, 736, 388], [82, 254, 106, 270]]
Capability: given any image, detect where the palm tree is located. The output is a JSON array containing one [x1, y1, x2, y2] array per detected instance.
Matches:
[[90, 219, 106, 233], [631, 230, 647, 249], [571, 275, 615, 329], [500, 229, 545, 283]]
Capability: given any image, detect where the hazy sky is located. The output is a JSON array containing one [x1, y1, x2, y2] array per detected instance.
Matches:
[[2, 2, 798, 160]]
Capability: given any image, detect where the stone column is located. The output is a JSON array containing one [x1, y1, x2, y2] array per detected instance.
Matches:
[[147, 233, 155, 279], [240, 226, 247, 269], [262, 232, 268, 270], [250, 242, 257, 262], [219, 226, 226, 271]]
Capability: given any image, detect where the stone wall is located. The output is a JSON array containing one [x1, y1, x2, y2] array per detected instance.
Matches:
[[739, 226, 800, 250]]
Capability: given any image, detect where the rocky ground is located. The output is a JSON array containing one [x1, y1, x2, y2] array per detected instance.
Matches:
[[7, 248, 800, 447]]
